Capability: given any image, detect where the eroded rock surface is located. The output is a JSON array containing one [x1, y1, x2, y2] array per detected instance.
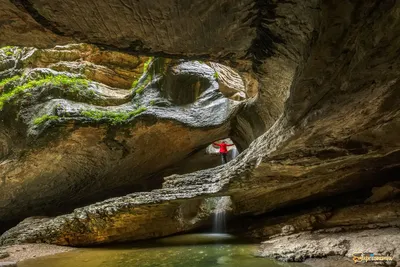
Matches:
[[0, 0, 256, 58], [258, 228, 400, 263], [0, 186, 231, 246], [0, 48, 241, 224], [244, 201, 400, 239], [21, 43, 150, 89], [209, 62, 247, 100]]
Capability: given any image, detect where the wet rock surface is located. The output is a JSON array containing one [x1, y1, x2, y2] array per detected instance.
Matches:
[[0, 187, 231, 246], [0, 244, 75, 264]]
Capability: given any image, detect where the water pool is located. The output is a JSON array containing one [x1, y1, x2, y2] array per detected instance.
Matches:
[[19, 234, 308, 267]]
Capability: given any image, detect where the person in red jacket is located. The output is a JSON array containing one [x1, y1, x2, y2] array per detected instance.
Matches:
[[213, 141, 234, 164]]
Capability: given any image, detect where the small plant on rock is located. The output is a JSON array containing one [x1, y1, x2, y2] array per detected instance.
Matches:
[[143, 57, 153, 73], [213, 72, 219, 80], [0, 75, 21, 88], [0, 74, 89, 110], [33, 115, 59, 125], [81, 106, 147, 125]]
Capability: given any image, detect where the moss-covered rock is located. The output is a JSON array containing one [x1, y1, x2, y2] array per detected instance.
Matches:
[[0, 48, 241, 225]]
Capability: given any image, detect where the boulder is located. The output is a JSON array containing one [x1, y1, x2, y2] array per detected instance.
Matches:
[[365, 182, 400, 204]]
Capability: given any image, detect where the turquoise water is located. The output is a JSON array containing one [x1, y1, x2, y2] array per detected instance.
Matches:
[[19, 234, 307, 267]]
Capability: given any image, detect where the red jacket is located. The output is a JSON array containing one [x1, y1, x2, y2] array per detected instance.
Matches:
[[213, 142, 233, 154]]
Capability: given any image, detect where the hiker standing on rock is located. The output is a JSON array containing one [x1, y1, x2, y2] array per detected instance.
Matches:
[[213, 141, 234, 164]]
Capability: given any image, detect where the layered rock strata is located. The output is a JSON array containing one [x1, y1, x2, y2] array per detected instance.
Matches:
[[0, 48, 241, 224]]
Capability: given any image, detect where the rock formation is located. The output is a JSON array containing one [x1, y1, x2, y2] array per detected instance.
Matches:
[[1, 0, 400, 264], [0, 46, 241, 226], [209, 62, 248, 101], [258, 228, 400, 263]]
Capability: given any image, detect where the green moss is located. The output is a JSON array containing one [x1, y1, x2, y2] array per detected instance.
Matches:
[[0, 46, 13, 53], [1, 46, 21, 57], [47, 75, 89, 88], [135, 84, 145, 94], [131, 57, 154, 91], [213, 72, 219, 79], [33, 115, 59, 125], [85, 89, 96, 98], [0, 74, 89, 110], [81, 106, 147, 125], [0, 75, 21, 87], [143, 57, 153, 73], [135, 75, 151, 94], [131, 80, 139, 89]]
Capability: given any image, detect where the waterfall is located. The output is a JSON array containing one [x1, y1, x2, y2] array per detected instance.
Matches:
[[212, 196, 232, 233], [230, 147, 239, 159]]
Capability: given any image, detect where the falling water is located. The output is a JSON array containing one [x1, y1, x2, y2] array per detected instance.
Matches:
[[230, 147, 239, 159], [212, 196, 232, 233]]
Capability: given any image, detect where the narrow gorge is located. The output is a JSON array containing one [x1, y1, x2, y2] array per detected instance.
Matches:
[[0, 0, 399, 267]]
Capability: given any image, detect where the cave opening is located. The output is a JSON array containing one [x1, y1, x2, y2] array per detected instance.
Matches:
[[126, 56, 251, 180], [157, 137, 240, 179]]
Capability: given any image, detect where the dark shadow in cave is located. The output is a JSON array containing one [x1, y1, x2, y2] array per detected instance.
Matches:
[[157, 137, 240, 178], [226, 165, 400, 239]]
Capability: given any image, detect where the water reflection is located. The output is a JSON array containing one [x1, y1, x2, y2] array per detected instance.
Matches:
[[19, 234, 308, 267]]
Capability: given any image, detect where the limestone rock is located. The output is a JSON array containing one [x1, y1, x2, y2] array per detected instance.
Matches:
[[21, 43, 149, 89], [209, 62, 246, 100], [0, 251, 9, 259], [244, 202, 400, 240], [0, 0, 257, 58], [281, 225, 295, 235], [0, 262, 17, 267], [258, 228, 400, 263], [0, 187, 232, 246], [0, 56, 240, 224], [365, 182, 400, 204], [0, 0, 72, 48]]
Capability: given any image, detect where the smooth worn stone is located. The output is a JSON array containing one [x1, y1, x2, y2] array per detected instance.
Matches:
[[0, 262, 17, 267]]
